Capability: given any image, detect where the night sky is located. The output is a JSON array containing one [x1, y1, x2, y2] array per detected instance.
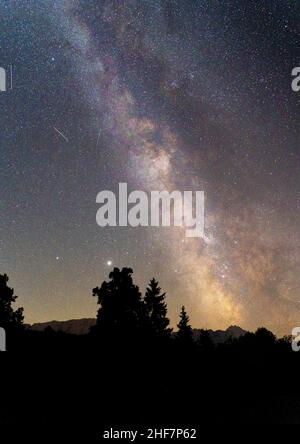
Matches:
[[0, 0, 299, 335]]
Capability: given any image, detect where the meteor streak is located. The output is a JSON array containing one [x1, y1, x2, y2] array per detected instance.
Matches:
[[53, 127, 69, 143]]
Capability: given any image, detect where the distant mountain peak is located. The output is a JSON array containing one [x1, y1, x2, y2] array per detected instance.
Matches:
[[226, 325, 247, 335], [193, 325, 247, 344], [28, 319, 248, 341], [28, 318, 96, 335]]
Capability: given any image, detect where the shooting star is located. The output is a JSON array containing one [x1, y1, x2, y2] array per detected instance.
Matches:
[[53, 127, 69, 143], [96, 128, 101, 147]]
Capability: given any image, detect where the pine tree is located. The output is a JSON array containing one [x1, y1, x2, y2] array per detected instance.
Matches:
[[144, 278, 172, 338], [177, 306, 193, 343], [0, 274, 24, 329], [92, 267, 144, 339]]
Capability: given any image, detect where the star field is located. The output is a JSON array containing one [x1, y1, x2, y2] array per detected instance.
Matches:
[[0, 0, 299, 335]]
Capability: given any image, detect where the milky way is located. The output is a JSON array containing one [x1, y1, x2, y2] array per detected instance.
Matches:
[[0, 1, 299, 335]]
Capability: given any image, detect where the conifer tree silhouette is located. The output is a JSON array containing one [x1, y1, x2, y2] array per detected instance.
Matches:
[[0, 274, 24, 329], [177, 306, 193, 343], [144, 278, 172, 338], [92, 267, 144, 339], [255, 327, 276, 350]]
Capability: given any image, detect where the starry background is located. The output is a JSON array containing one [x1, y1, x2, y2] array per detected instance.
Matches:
[[0, 0, 299, 335]]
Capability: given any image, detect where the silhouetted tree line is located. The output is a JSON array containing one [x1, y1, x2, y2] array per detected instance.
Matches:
[[2, 268, 300, 428], [0, 267, 294, 354], [0, 274, 24, 333]]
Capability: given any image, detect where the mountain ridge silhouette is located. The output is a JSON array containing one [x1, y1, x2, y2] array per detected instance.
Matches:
[[27, 318, 248, 341]]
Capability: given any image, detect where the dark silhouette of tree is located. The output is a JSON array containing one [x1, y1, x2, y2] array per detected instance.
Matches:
[[177, 306, 193, 343], [238, 327, 276, 352], [92, 267, 144, 340], [255, 327, 276, 349], [197, 329, 214, 350], [144, 278, 172, 339], [0, 274, 24, 330]]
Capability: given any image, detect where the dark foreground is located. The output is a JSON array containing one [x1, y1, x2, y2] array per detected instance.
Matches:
[[0, 329, 299, 440]]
